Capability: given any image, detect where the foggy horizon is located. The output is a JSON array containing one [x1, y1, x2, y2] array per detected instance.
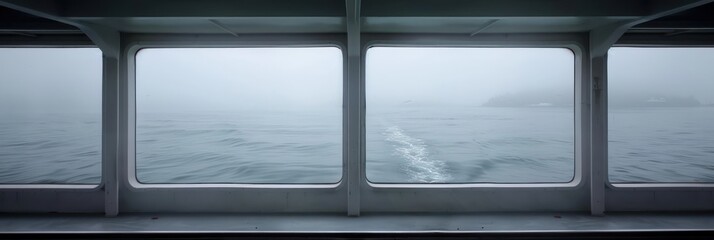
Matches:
[[136, 47, 342, 113], [609, 47, 714, 105], [367, 47, 574, 108], [3, 47, 714, 115], [2, 46, 714, 184]]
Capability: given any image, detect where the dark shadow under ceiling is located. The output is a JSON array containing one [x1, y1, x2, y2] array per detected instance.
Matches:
[[0, 5, 81, 36]]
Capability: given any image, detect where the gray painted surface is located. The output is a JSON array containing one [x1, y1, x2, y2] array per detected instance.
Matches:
[[1, 0, 714, 218], [1, 213, 714, 232]]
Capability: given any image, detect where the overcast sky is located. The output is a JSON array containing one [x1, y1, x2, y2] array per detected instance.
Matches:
[[136, 47, 342, 113], [2, 46, 713, 115], [608, 47, 714, 105], [366, 47, 574, 107], [0, 48, 101, 115]]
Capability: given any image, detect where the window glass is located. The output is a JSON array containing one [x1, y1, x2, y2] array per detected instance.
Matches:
[[608, 47, 714, 183], [0, 48, 102, 184], [366, 47, 575, 183], [135, 47, 342, 184]]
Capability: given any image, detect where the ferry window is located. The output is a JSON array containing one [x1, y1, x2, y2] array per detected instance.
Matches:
[[135, 47, 342, 184], [366, 47, 575, 183], [608, 47, 714, 183], [0, 48, 102, 184]]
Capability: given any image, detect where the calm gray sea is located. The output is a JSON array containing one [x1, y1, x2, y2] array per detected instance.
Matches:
[[1, 107, 713, 184]]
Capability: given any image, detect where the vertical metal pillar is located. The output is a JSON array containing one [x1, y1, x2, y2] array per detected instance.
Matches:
[[345, 0, 361, 216], [102, 55, 119, 217], [589, 55, 607, 216], [589, 21, 628, 216], [79, 22, 121, 217], [587, 0, 714, 215]]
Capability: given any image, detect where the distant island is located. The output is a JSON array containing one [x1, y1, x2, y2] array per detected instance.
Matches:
[[483, 91, 702, 108], [482, 91, 572, 107], [609, 94, 700, 107]]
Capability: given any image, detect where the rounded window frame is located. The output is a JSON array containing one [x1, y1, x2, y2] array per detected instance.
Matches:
[[124, 37, 348, 190], [360, 35, 586, 190]]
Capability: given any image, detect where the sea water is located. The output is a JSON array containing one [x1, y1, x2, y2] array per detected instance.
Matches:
[[1, 107, 713, 184]]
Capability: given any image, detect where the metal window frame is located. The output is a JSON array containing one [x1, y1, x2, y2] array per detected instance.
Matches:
[[599, 36, 714, 211], [0, 45, 103, 190], [360, 34, 586, 189], [116, 34, 350, 213], [361, 44, 582, 187], [0, 39, 106, 213], [605, 44, 714, 190], [4, 32, 713, 214], [126, 43, 346, 189], [355, 33, 593, 213]]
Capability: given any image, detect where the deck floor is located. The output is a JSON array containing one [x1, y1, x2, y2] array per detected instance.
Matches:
[[2, 212, 714, 234]]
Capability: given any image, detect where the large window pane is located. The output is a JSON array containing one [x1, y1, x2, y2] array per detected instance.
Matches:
[[136, 47, 342, 184], [608, 47, 714, 183], [0, 48, 102, 184], [366, 47, 575, 183]]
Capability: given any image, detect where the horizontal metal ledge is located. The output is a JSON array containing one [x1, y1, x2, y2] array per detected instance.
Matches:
[[2, 213, 714, 232]]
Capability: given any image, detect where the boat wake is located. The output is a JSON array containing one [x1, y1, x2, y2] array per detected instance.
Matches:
[[384, 126, 449, 183]]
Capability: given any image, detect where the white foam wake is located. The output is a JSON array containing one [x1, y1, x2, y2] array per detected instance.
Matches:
[[384, 126, 449, 183]]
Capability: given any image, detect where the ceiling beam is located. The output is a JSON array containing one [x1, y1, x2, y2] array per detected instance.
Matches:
[[61, 0, 345, 18], [0, 0, 71, 26], [363, 0, 650, 17], [633, 21, 714, 30], [31, 0, 662, 19], [590, 0, 714, 56], [0, 0, 121, 59], [0, 20, 78, 31]]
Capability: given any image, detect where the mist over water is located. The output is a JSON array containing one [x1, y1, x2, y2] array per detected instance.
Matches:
[[135, 110, 342, 183], [366, 106, 575, 183], [0, 114, 101, 184], [607, 47, 714, 183], [364, 47, 577, 183], [3, 107, 714, 184], [608, 107, 714, 182], [0, 48, 102, 184], [2, 47, 714, 184]]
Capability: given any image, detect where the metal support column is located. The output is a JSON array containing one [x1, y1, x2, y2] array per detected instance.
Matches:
[[587, 0, 713, 216], [76, 22, 121, 217], [80, 22, 121, 217], [346, 0, 361, 216], [101, 55, 119, 217], [589, 55, 607, 216]]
